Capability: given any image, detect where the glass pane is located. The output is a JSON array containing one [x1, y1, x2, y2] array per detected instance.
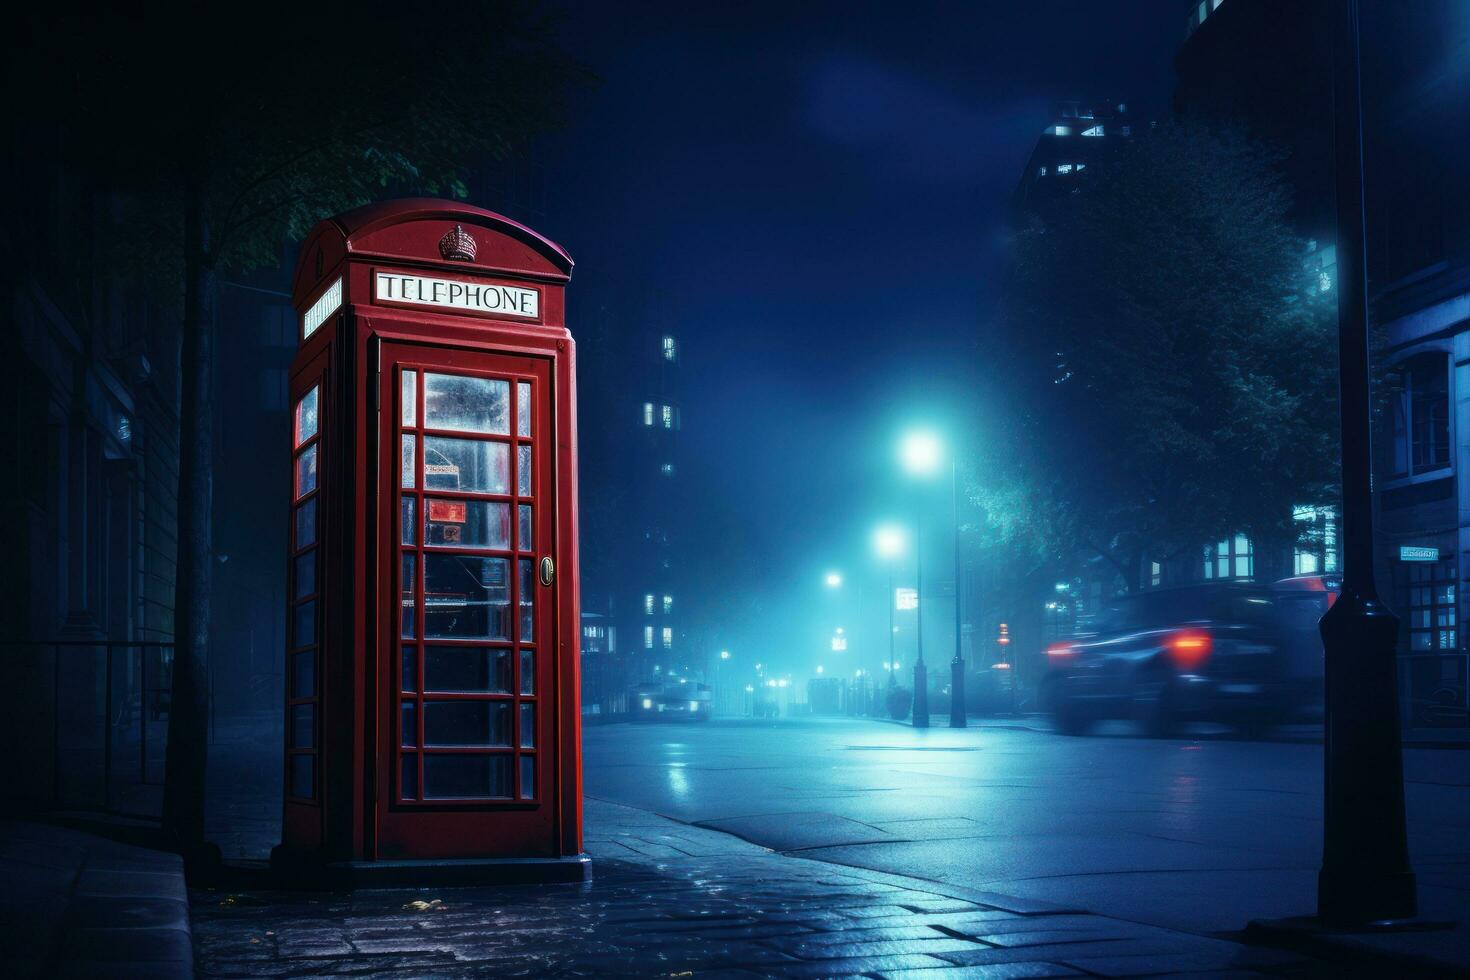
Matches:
[[426, 498, 510, 550], [294, 600, 316, 647], [295, 444, 318, 498], [401, 554, 416, 639], [295, 498, 317, 548], [519, 703, 535, 748], [401, 702, 417, 747], [402, 436, 416, 488], [402, 370, 417, 426], [424, 754, 511, 799], [425, 646, 511, 693], [518, 445, 532, 496], [292, 650, 315, 699], [424, 437, 509, 494], [424, 554, 510, 639], [518, 505, 532, 552], [519, 559, 534, 642], [519, 648, 534, 696], [295, 386, 319, 447], [293, 550, 316, 599], [424, 700, 512, 747], [291, 703, 315, 749], [401, 646, 416, 693], [425, 373, 509, 434], [290, 755, 315, 799], [401, 754, 417, 800], [401, 498, 416, 545], [517, 382, 531, 436], [520, 755, 535, 799]]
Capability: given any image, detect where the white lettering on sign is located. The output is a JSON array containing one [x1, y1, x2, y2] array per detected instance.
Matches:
[[375, 272, 540, 320], [302, 276, 343, 339], [1400, 546, 1440, 562]]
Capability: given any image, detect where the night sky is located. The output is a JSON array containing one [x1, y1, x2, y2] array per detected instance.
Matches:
[[535, 1, 1187, 663]]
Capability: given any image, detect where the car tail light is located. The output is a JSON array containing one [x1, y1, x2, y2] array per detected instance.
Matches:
[[1045, 642, 1074, 663], [1168, 629, 1213, 671]]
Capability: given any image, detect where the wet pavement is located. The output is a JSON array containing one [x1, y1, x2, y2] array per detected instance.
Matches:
[[191, 799, 1333, 978], [583, 717, 1470, 945]]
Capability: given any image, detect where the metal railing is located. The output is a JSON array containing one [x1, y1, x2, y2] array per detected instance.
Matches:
[[1, 640, 174, 818]]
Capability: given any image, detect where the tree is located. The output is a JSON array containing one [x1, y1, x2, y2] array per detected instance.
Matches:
[[30, 3, 587, 857], [984, 122, 1338, 592]]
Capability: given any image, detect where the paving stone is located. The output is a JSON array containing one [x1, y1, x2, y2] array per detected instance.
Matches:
[[764, 952, 960, 976], [881, 965, 1083, 979], [775, 936, 990, 959]]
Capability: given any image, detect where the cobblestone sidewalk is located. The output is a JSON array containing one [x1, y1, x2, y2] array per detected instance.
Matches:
[[191, 799, 1350, 978]]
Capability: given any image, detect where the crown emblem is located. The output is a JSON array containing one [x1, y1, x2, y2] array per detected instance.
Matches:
[[438, 224, 477, 262]]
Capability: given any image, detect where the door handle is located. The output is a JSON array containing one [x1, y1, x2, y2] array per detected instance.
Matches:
[[539, 556, 555, 587]]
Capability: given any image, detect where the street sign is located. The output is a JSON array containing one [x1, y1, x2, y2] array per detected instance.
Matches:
[[1400, 546, 1440, 562]]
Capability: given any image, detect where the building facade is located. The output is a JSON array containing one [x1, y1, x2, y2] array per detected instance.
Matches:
[[1176, 0, 1470, 724]]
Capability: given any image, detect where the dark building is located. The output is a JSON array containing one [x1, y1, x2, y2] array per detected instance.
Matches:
[[1178, 0, 1470, 723], [1013, 100, 1138, 212], [3, 120, 183, 812]]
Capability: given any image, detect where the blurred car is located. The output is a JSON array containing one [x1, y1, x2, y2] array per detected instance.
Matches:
[[1042, 581, 1329, 736], [631, 681, 712, 722]]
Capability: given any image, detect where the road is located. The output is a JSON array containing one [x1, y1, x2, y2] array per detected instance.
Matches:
[[584, 716, 1470, 944]]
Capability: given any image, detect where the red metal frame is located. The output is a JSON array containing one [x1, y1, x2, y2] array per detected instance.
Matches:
[[284, 200, 581, 864]]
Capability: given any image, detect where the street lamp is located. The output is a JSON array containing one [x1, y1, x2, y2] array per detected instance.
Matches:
[[873, 524, 907, 706], [899, 430, 966, 729]]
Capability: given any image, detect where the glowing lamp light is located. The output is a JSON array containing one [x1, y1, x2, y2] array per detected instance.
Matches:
[[720, 650, 731, 660], [825, 572, 843, 588], [900, 430, 943, 476], [874, 524, 906, 558], [993, 662, 1011, 670], [816, 665, 825, 674]]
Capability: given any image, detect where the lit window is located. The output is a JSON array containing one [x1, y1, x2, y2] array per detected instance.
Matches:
[[642, 402, 654, 426], [1203, 535, 1253, 580], [1120, 125, 1132, 136], [663, 595, 673, 614], [1050, 125, 1071, 136], [644, 625, 654, 649], [1150, 562, 1161, 587], [660, 462, 674, 476], [1056, 163, 1073, 175], [644, 594, 655, 615], [661, 405, 675, 429], [1406, 560, 1456, 651], [1082, 125, 1104, 137], [1294, 506, 1339, 575], [662, 627, 673, 649], [662, 336, 677, 361], [1038, 166, 1047, 177]]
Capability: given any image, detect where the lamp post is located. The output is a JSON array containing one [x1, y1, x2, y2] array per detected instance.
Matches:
[[901, 430, 961, 729], [1314, 0, 1416, 926], [874, 525, 906, 711]]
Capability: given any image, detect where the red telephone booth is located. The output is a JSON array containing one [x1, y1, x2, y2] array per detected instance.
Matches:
[[276, 199, 586, 883]]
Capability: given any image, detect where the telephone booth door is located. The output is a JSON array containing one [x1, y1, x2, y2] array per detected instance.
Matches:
[[378, 340, 559, 858]]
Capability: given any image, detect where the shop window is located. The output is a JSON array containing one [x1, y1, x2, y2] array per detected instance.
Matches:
[[1406, 560, 1457, 652]]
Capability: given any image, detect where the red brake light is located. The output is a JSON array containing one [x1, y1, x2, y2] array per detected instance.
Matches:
[[1046, 642, 1074, 661], [1168, 629, 1212, 671]]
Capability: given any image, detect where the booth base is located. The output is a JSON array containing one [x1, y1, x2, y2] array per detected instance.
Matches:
[[271, 845, 590, 889]]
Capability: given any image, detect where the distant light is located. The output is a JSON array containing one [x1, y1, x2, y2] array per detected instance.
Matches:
[[816, 665, 825, 674], [720, 650, 731, 660], [689, 700, 699, 711], [825, 572, 843, 588], [994, 663, 1011, 670], [900, 430, 943, 476], [874, 524, 907, 558], [836, 627, 845, 635], [896, 587, 918, 611], [831, 636, 848, 652], [755, 662, 763, 671], [778, 679, 789, 688], [641, 698, 653, 710], [744, 684, 754, 692], [1055, 582, 1069, 592]]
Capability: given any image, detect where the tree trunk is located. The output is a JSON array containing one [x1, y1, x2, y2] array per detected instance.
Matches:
[[163, 170, 215, 861]]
